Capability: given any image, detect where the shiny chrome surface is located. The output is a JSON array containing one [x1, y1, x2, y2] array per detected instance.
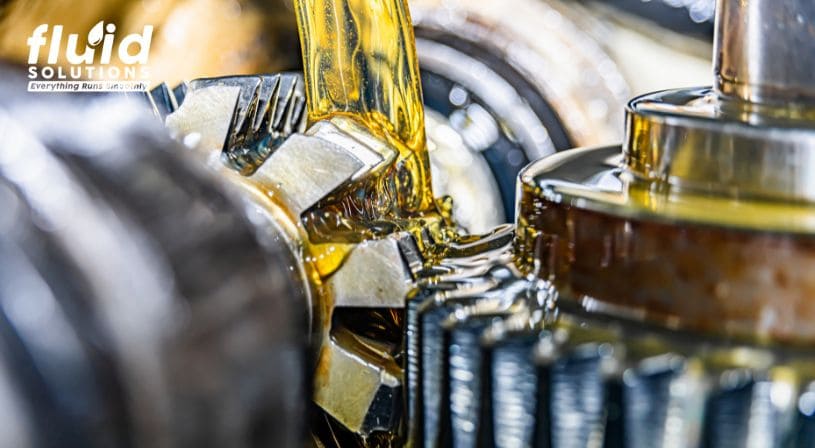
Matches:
[[514, 0, 815, 345], [625, 88, 815, 205], [610, 0, 815, 207], [715, 0, 815, 107]]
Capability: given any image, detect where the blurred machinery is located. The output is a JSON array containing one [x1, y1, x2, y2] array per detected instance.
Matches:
[[6, 0, 813, 448], [0, 76, 308, 447]]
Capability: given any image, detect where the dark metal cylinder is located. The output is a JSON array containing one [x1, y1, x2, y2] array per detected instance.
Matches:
[[0, 75, 309, 448]]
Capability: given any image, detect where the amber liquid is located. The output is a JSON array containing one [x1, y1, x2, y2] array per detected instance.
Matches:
[[293, 0, 434, 213], [291, 3, 444, 445], [514, 177, 815, 343], [293, 0, 456, 276]]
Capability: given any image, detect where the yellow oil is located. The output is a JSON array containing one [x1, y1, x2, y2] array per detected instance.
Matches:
[[292, 0, 457, 277], [293, 0, 434, 214]]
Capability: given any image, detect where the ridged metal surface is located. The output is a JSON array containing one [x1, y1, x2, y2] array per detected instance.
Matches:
[[406, 243, 815, 448], [0, 85, 308, 448], [146, 73, 307, 175]]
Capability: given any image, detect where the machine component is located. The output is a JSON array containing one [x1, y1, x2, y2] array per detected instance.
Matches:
[[151, 0, 636, 233], [516, 0, 815, 340], [411, 0, 630, 227], [4, 0, 814, 447], [445, 0, 815, 446], [143, 0, 815, 446], [0, 76, 309, 447], [147, 73, 307, 174], [161, 80, 422, 443], [394, 0, 815, 447]]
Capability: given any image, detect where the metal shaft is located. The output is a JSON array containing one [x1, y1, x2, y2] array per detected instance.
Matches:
[[714, 0, 815, 106]]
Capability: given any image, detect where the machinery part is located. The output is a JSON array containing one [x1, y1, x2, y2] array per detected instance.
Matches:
[[424, 110, 504, 234], [405, 0, 815, 447], [0, 81, 309, 447], [516, 0, 815, 342], [714, 0, 815, 107], [0, 0, 707, 229], [4, 1, 804, 447], [411, 0, 630, 225], [151, 0, 637, 233], [146, 15, 685, 441], [163, 78, 425, 441], [146, 73, 308, 175], [407, 241, 815, 448]]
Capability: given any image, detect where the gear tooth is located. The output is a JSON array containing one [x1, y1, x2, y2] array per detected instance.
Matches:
[[418, 302, 452, 447], [234, 77, 264, 137], [172, 83, 188, 107], [290, 94, 308, 133], [487, 331, 539, 448], [623, 354, 700, 447], [271, 73, 297, 129], [550, 343, 617, 448], [251, 74, 278, 132], [256, 74, 285, 133], [443, 314, 489, 448], [702, 370, 798, 448], [405, 292, 428, 445], [531, 334, 559, 448], [145, 82, 175, 120], [277, 73, 308, 136], [704, 370, 755, 447]]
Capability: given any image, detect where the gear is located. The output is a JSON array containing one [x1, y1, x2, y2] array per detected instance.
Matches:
[[146, 73, 308, 175], [0, 78, 308, 447]]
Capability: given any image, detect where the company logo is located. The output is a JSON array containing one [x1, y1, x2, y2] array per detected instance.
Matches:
[[26, 21, 153, 92]]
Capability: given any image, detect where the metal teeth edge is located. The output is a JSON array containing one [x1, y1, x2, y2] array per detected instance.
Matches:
[[147, 73, 307, 175], [407, 246, 815, 448]]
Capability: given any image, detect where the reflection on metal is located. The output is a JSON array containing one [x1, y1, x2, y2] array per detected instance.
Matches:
[[7, 0, 815, 447], [714, 0, 815, 107], [426, 110, 504, 234], [395, 1, 815, 447], [148, 73, 308, 175], [412, 0, 632, 222], [516, 0, 815, 343], [407, 247, 815, 448], [0, 88, 308, 447]]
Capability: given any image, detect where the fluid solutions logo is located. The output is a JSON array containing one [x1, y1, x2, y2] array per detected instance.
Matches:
[[26, 21, 153, 92]]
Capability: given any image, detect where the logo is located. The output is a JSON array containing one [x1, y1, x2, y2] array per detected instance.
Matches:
[[26, 21, 153, 92]]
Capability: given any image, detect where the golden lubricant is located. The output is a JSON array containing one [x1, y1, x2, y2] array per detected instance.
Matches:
[[293, 0, 432, 213], [293, 0, 455, 271], [290, 4, 457, 442]]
